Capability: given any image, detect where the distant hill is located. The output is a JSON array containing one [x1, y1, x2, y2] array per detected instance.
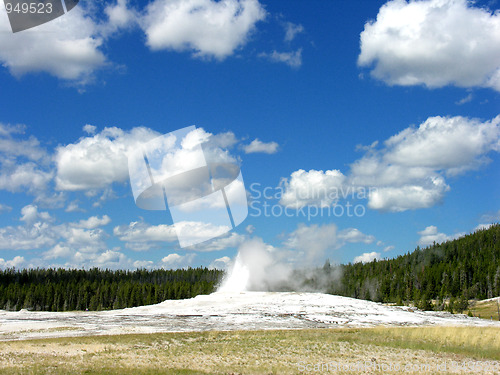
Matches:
[[325, 224, 500, 311]]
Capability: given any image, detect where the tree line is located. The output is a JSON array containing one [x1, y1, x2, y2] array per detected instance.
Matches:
[[1, 225, 498, 312], [319, 224, 500, 311], [0, 267, 222, 311]]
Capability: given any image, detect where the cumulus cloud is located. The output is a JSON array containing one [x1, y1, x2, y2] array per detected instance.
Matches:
[[475, 223, 494, 231], [281, 115, 500, 212], [0, 206, 56, 250], [0, 4, 106, 84], [43, 244, 73, 260], [0, 163, 53, 193], [353, 251, 380, 264], [0, 123, 53, 194], [113, 221, 178, 250], [114, 220, 240, 251], [260, 48, 302, 68], [55, 126, 159, 191], [209, 255, 231, 269], [102, 0, 138, 36], [382, 116, 500, 174], [0, 205, 113, 258], [65, 200, 85, 213], [141, 0, 266, 59], [417, 225, 464, 246], [20, 205, 52, 224], [72, 215, 111, 229], [279, 169, 346, 208], [0, 256, 26, 269], [358, 0, 500, 91], [186, 232, 245, 251], [55, 126, 240, 199], [338, 228, 375, 244], [161, 253, 196, 268], [243, 138, 279, 154]]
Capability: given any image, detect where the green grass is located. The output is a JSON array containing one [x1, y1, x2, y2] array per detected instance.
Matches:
[[0, 327, 498, 374]]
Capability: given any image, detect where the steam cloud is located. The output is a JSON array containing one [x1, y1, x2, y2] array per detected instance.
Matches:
[[217, 236, 342, 293]]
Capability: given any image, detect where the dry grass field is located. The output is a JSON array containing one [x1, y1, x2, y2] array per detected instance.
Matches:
[[0, 326, 498, 374], [469, 299, 500, 321]]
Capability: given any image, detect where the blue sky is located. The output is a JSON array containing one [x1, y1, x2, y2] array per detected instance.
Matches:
[[0, 0, 499, 270]]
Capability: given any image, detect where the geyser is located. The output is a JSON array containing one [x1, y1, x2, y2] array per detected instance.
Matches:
[[218, 238, 291, 292]]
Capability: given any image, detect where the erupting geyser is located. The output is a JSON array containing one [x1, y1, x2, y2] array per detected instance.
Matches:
[[217, 238, 291, 292]]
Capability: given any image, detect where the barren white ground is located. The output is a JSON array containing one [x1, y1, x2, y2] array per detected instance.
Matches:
[[1, 292, 499, 341]]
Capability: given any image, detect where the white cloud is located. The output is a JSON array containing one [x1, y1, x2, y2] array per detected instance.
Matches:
[[338, 228, 375, 244], [0, 256, 26, 269], [243, 138, 279, 154], [141, 0, 266, 59], [0, 124, 53, 194], [83, 124, 97, 135], [245, 224, 255, 234], [209, 255, 231, 269], [209, 131, 238, 148], [281, 115, 500, 212], [95, 250, 129, 266], [102, 0, 138, 36], [114, 221, 178, 250], [0, 4, 106, 84], [55, 126, 239, 202], [0, 124, 48, 162], [367, 183, 448, 212], [284, 22, 304, 42], [475, 223, 494, 231], [260, 48, 302, 68], [358, 0, 500, 92], [279, 169, 346, 208], [73, 215, 111, 229], [186, 232, 245, 251], [43, 244, 72, 260], [382, 116, 500, 175], [20, 205, 52, 224], [0, 162, 53, 193], [353, 251, 380, 264], [65, 200, 85, 213], [161, 253, 196, 268], [55, 126, 159, 191], [0, 214, 56, 250], [114, 220, 239, 251], [0, 206, 112, 257], [417, 225, 464, 246]]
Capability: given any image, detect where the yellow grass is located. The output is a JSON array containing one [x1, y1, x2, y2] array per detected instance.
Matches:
[[0, 327, 498, 374]]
